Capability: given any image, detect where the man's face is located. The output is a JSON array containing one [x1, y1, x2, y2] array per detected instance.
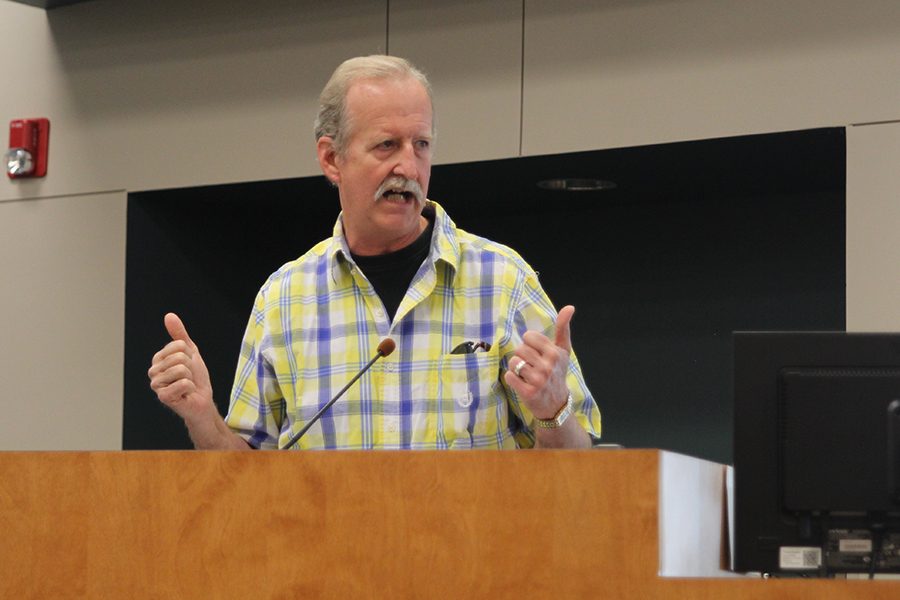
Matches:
[[321, 76, 433, 256]]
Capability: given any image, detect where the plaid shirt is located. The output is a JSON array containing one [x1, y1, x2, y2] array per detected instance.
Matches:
[[225, 201, 602, 449]]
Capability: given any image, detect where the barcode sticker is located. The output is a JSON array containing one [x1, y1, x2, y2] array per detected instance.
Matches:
[[779, 546, 822, 570]]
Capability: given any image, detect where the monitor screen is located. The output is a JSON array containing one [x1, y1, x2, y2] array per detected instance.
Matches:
[[733, 332, 900, 575]]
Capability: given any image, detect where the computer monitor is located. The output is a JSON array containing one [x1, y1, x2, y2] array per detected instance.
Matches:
[[733, 332, 900, 576]]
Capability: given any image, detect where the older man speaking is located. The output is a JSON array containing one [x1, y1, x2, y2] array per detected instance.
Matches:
[[148, 55, 601, 450]]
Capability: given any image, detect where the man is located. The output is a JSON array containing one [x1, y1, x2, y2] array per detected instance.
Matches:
[[148, 55, 601, 450]]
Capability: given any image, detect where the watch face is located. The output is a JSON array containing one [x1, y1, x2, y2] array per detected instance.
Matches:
[[534, 394, 574, 429], [6, 148, 34, 177]]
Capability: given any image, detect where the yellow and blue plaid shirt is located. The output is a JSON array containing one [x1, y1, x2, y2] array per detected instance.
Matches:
[[225, 201, 601, 449]]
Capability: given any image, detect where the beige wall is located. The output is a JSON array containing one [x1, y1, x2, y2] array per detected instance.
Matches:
[[0, 191, 126, 450], [0, 0, 898, 449], [3, 0, 897, 200], [846, 122, 900, 332], [389, 0, 523, 164], [0, 0, 387, 201], [522, 0, 900, 154]]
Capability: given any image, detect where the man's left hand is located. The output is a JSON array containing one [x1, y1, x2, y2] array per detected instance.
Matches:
[[504, 305, 575, 421]]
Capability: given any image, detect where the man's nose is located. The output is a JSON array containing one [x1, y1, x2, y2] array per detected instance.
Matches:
[[391, 143, 418, 180]]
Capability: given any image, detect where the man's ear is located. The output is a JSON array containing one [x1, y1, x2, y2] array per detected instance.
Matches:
[[317, 136, 341, 186]]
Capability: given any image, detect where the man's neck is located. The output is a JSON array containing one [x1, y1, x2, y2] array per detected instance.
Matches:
[[346, 214, 429, 256]]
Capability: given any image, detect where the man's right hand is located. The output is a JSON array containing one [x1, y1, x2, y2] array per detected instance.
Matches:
[[148, 313, 215, 423], [147, 313, 250, 450]]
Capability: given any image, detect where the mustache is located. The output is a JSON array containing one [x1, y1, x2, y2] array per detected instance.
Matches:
[[374, 177, 425, 204]]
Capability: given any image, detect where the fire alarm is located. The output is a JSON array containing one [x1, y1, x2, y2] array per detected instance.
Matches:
[[6, 118, 50, 179]]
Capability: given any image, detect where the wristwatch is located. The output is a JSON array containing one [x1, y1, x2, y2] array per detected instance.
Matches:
[[532, 393, 573, 429]]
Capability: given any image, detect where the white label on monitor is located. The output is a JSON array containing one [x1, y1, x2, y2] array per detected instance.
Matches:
[[839, 539, 873, 553], [779, 546, 822, 570]]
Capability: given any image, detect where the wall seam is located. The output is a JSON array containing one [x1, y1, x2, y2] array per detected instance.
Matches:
[[518, 0, 525, 157], [385, 0, 391, 54]]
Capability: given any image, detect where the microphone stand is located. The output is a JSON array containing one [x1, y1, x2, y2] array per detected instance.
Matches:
[[281, 340, 395, 450]]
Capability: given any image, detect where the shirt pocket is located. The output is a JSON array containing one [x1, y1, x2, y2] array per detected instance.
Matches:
[[434, 348, 506, 448]]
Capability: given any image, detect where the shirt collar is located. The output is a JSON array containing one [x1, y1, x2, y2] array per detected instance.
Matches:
[[327, 200, 461, 276]]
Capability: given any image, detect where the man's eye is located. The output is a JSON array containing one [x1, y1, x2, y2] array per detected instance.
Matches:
[[378, 140, 395, 149], [416, 140, 431, 150]]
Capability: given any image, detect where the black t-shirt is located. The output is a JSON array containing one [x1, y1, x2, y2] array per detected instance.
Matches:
[[350, 217, 435, 321]]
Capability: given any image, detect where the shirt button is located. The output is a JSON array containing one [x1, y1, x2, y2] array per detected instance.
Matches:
[[374, 309, 385, 319], [387, 422, 397, 433]]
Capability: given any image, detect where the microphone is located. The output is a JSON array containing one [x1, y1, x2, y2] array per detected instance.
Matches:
[[281, 338, 396, 450]]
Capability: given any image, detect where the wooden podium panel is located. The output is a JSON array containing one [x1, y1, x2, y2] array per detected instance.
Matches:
[[0, 449, 898, 599]]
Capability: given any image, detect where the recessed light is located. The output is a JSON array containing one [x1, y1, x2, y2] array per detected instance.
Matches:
[[536, 178, 616, 192]]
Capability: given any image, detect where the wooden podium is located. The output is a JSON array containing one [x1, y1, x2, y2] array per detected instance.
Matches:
[[1, 449, 897, 598]]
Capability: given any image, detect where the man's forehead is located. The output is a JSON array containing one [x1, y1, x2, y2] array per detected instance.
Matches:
[[347, 75, 425, 99], [345, 77, 433, 127], [347, 77, 431, 113]]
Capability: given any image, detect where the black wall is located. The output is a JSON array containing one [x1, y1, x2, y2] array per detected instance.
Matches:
[[124, 128, 846, 463]]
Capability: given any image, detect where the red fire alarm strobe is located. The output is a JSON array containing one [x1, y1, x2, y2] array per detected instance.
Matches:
[[6, 118, 50, 179]]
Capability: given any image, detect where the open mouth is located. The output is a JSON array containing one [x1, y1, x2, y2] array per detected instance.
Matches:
[[381, 189, 417, 202], [376, 177, 423, 204]]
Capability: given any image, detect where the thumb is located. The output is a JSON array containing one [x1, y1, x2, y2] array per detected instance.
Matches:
[[164, 312, 196, 349], [554, 305, 575, 353]]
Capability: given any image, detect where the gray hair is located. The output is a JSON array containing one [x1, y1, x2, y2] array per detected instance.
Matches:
[[314, 55, 434, 155]]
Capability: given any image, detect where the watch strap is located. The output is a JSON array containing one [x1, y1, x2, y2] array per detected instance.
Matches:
[[532, 393, 573, 429]]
